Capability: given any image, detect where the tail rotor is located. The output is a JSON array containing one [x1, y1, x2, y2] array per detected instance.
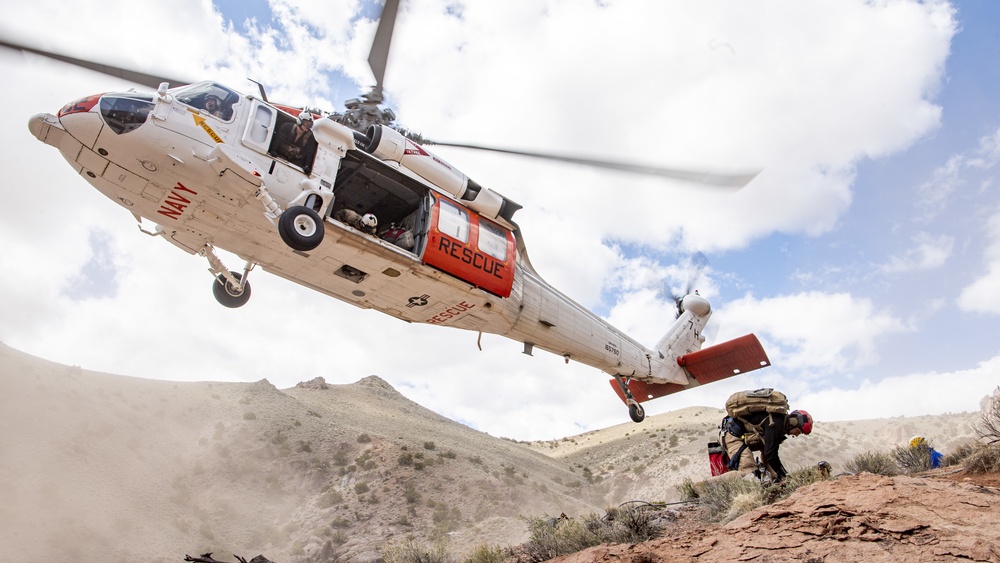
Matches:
[[672, 252, 710, 318]]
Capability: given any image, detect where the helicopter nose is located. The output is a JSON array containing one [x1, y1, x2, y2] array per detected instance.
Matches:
[[29, 112, 86, 162], [56, 93, 106, 149], [29, 94, 112, 178]]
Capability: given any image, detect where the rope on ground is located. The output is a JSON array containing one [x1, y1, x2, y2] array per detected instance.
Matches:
[[618, 499, 699, 508]]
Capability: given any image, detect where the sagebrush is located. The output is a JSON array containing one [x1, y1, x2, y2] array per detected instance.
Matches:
[[677, 467, 822, 523], [518, 505, 659, 562]]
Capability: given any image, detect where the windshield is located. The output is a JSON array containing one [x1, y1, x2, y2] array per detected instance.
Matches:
[[99, 94, 154, 135], [173, 82, 239, 121]]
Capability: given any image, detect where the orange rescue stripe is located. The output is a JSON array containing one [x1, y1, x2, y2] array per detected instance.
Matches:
[[423, 199, 515, 298]]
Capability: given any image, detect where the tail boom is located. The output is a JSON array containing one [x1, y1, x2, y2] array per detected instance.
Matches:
[[610, 333, 770, 405]]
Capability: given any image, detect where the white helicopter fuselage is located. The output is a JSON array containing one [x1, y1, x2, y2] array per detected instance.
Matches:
[[29, 80, 768, 422]]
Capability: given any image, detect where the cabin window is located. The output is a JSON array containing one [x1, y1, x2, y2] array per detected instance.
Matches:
[[173, 82, 238, 121], [438, 200, 470, 243], [99, 94, 154, 135], [478, 219, 507, 261]]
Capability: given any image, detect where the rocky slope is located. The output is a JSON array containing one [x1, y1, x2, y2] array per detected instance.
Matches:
[[549, 471, 1000, 562], [0, 342, 990, 562], [0, 343, 597, 562]]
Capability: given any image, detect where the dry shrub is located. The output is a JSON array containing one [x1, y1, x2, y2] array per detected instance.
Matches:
[[676, 478, 700, 501], [594, 505, 658, 544], [962, 444, 1000, 474], [943, 440, 981, 466], [692, 475, 766, 523], [846, 450, 900, 476], [381, 539, 450, 563], [976, 387, 1000, 445], [464, 544, 508, 563], [894, 444, 933, 473], [678, 467, 822, 524], [519, 516, 594, 562], [519, 505, 659, 562]]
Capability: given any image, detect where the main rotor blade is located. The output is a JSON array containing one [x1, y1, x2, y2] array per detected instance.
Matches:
[[367, 0, 400, 100], [0, 38, 189, 90], [424, 141, 759, 188]]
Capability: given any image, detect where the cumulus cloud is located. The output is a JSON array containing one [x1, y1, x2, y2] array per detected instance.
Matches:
[[719, 292, 910, 374], [880, 232, 954, 273], [0, 0, 975, 439], [958, 207, 1000, 314], [800, 353, 1000, 422], [916, 126, 1000, 221]]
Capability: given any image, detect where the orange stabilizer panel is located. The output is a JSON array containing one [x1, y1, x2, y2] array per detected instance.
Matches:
[[608, 334, 770, 405], [678, 333, 770, 384]]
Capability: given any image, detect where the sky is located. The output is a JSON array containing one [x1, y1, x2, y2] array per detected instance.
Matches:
[[1, 0, 999, 441]]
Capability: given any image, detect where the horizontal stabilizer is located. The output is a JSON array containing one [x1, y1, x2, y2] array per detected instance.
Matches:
[[609, 334, 770, 405], [678, 333, 770, 384]]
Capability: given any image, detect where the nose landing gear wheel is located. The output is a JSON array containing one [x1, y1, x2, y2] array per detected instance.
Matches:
[[278, 206, 324, 251], [629, 403, 645, 423], [213, 271, 251, 308]]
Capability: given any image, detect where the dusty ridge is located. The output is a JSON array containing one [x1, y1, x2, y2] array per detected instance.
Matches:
[[0, 343, 599, 562], [0, 342, 991, 562], [527, 406, 980, 504]]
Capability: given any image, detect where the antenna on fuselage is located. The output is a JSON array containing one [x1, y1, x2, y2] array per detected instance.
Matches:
[[248, 78, 269, 102]]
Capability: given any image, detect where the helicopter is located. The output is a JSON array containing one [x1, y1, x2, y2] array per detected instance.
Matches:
[[6, 0, 770, 423]]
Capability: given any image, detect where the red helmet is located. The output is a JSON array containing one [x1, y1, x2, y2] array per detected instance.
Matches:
[[791, 410, 813, 434]]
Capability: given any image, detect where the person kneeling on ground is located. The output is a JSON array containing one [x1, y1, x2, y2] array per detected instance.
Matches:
[[721, 409, 813, 483]]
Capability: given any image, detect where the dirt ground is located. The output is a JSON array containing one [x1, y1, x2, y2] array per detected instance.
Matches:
[[548, 470, 1000, 563]]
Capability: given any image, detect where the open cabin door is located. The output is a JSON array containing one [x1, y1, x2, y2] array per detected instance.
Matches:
[[423, 195, 516, 298]]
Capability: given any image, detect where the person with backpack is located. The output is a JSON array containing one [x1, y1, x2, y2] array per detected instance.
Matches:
[[909, 435, 944, 469], [719, 388, 813, 483]]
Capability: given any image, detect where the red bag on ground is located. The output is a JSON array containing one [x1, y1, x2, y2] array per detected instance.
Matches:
[[708, 441, 728, 476]]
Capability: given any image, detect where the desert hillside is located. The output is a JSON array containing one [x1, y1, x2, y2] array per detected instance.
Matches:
[[0, 343, 598, 562], [526, 405, 980, 503], [0, 342, 988, 562]]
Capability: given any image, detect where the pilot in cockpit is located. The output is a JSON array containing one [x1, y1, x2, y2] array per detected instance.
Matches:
[[204, 95, 225, 119]]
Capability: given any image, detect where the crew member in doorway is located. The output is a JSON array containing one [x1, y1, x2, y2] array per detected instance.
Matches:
[[276, 112, 316, 173]]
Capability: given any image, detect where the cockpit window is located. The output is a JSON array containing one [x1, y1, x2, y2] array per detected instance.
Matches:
[[99, 94, 154, 135], [174, 82, 239, 121]]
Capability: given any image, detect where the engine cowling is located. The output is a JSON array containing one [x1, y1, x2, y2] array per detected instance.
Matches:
[[365, 125, 468, 198], [362, 125, 521, 223]]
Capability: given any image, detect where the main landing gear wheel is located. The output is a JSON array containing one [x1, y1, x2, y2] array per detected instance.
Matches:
[[629, 403, 646, 423], [278, 206, 324, 251], [213, 271, 251, 308]]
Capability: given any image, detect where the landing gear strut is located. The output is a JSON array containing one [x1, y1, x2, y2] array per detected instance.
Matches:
[[255, 184, 326, 252], [278, 206, 324, 251], [212, 271, 251, 308], [613, 373, 645, 423], [200, 244, 255, 308]]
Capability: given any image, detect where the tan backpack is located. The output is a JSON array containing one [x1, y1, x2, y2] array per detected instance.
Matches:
[[724, 388, 789, 450], [725, 388, 789, 420]]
